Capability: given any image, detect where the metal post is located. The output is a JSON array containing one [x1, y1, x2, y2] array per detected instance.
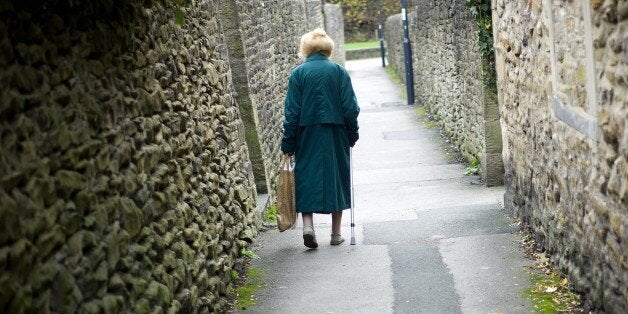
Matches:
[[377, 0, 386, 67], [401, 0, 415, 105]]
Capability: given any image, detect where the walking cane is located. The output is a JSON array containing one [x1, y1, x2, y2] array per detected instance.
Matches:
[[350, 148, 356, 245]]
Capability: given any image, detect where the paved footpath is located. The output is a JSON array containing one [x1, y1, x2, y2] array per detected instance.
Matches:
[[242, 58, 533, 313]]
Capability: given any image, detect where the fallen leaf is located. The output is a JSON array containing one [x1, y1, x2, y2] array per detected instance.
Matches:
[[545, 286, 558, 293], [560, 278, 569, 286]]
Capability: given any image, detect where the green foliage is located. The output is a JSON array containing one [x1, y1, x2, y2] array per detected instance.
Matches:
[[240, 247, 260, 260], [465, 0, 497, 92], [465, 156, 480, 175], [328, 0, 401, 41], [263, 205, 277, 223], [230, 269, 240, 281]]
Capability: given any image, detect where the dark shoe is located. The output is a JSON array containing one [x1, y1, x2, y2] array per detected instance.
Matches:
[[303, 226, 318, 249]]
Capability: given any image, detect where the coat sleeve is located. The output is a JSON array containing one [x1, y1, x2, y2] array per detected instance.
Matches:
[[281, 72, 302, 153], [340, 69, 360, 146]]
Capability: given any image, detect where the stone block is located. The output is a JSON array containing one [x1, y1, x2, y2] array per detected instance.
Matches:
[[51, 267, 82, 313], [55, 170, 87, 196], [35, 225, 65, 259], [0, 194, 21, 245], [120, 197, 144, 238], [133, 298, 151, 314]]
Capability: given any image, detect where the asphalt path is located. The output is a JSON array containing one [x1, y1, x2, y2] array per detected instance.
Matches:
[[242, 58, 533, 314]]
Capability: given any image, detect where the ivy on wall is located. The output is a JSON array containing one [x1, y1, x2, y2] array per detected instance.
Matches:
[[466, 0, 496, 92]]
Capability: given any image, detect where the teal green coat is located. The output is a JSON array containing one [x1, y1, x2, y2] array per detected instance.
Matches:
[[281, 53, 360, 214]]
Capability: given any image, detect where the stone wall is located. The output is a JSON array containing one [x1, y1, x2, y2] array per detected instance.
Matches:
[[324, 3, 346, 66], [385, 0, 504, 186], [384, 13, 405, 82], [345, 47, 384, 60], [0, 1, 258, 312], [0, 0, 345, 312], [222, 0, 308, 197], [493, 0, 626, 311], [306, 0, 326, 30], [220, 0, 345, 200]]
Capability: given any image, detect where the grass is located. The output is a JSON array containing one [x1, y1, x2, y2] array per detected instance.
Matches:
[[233, 267, 265, 311], [345, 40, 380, 51]]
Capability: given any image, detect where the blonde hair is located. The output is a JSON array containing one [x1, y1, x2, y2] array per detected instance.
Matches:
[[299, 28, 334, 58]]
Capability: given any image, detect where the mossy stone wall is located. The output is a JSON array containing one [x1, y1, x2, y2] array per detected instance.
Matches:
[[0, 0, 257, 312]]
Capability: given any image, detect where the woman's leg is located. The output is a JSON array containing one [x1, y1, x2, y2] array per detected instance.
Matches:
[[301, 213, 317, 248], [331, 211, 342, 235], [302, 213, 314, 226]]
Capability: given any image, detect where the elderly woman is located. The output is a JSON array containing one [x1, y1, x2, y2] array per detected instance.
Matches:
[[281, 28, 360, 249]]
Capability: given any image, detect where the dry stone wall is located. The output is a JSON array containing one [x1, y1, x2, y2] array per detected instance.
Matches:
[[228, 0, 302, 196], [384, 12, 416, 84], [306, 0, 326, 30], [324, 3, 346, 66], [0, 0, 345, 312], [0, 0, 325, 312], [222, 0, 344, 200], [386, 0, 504, 186], [493, 0, 626, 311]]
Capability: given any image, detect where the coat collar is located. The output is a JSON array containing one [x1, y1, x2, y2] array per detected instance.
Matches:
[[305, 52, 328, 62]]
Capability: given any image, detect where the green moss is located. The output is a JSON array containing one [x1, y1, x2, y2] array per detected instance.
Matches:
[[234, 268, 265, 311], [422, 119, 438, 129], [417, 107, 426, 117], [576, 65, 587, 84], [386, 66, 403, 85], [524, 270, 581, 313]]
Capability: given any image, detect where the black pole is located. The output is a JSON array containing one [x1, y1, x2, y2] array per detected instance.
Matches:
[[377, 0, 386, 67], [401, 0, 415, 105]]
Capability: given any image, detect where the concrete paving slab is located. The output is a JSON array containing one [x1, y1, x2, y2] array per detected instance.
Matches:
[[439, 234, 534, 314], [245, 225, 394, 314], [363, 204, 517, 245], [389, 243, 461, 313]]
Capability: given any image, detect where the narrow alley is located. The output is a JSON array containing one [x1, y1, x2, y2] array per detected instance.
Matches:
[[244, 58, 533, 313]]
